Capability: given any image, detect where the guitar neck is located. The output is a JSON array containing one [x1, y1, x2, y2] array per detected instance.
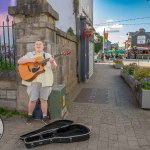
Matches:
[[40, 58, 50, 65], [40, 54, 59, 65]]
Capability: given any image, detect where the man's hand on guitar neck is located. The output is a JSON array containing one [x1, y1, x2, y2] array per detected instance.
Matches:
[[49, 56, 55, 64], [49, 56, 57, 71]]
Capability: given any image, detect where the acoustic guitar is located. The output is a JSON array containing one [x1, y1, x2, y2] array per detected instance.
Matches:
[[18, 50, 71, 81]]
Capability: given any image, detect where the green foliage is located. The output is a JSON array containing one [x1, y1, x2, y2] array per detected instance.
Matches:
[[94, 33, 103, 53], [123, 63, 150, 90], [0, 107, 28, 119], [133, 68, 150, 90], [0, 107, 20, 116], [0, 57, 15, 70], [21, 113, 28, 119], [134, 68, 150, 81], [67, 27, 74, 36], [123, 63, 139, 75], [73, 0, 79, 16], [113, 59, 123, 64], [141, 79, 150, 90], [94, 41, 103, 54]]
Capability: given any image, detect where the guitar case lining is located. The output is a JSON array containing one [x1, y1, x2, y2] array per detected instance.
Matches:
[[20, 120, 90, 148]]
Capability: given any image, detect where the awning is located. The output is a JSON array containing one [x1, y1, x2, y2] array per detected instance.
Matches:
[[136, 47, 150, 50], [115, 49, 125, 53]]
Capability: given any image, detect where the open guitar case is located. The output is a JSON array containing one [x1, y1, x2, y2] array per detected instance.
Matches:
[[20, 120, 90, 148]]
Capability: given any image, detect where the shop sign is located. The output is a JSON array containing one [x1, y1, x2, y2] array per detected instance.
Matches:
[[137, 36, 146, 44]]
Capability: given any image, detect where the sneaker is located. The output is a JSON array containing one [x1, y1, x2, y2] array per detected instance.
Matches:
[[42, 116, 50, 125], [26, 115, 34, 124]]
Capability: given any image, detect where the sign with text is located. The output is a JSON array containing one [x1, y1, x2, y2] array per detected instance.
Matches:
[[137, 36, 146, 44]]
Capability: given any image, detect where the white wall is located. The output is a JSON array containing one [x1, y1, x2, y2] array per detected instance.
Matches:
[[79, 0, 93, 22], [47, 0, 76, 34]]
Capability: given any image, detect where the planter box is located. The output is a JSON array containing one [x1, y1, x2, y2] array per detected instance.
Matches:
[[120, 69, 132, 87], [114, 63, 123, 69], [120, 69, 150, 109], [136, 89, 150, 109]]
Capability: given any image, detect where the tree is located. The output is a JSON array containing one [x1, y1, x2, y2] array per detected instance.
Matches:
[[67, 27, 74, 36], [94, 36, 103, 53]]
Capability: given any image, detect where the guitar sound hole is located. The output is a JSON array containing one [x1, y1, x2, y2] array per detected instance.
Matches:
[[32, 67, 40, 73]]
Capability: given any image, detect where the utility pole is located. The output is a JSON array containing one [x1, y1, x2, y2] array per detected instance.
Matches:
[[102, 28, 105, 62], [102, 28, 119, 62]]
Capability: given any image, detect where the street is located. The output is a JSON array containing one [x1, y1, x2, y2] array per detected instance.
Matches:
[[1, 64, 150, 150]]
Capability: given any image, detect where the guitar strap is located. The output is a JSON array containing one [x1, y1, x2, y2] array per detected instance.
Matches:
[[43, 53, 46, 59]]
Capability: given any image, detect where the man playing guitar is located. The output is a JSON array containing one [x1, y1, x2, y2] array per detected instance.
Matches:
[[18, 40, 57, 124]]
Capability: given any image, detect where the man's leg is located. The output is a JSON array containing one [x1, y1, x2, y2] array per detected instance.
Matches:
[[28, 100, 36, 116], [40, 99, 48, 117], [26, 100, 36, 124], [40, 99, 49, 124]]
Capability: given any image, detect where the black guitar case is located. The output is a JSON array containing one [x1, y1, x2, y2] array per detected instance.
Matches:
[[20, 120, 73, 140], [20, 120, 90, 149]]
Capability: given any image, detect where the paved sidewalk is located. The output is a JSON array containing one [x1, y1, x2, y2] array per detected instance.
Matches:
[[1, 64, 150, 150]]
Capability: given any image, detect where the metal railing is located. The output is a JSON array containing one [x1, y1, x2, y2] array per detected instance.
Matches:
[[0, 15, 16, 70]]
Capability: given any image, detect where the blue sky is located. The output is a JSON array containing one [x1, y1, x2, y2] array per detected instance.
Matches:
[[94, 0, 150, 47], [1, 0, 150, 47]]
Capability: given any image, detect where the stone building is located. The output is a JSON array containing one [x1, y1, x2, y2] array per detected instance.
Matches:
[[0, 0, 95, 111], [0, 0, 77, 111]]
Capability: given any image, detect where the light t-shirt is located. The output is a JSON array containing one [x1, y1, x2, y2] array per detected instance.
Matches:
[[21, 51, 54, 87]]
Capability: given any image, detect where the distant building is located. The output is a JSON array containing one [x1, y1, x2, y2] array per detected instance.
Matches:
[[105, 40, 111, 50], [126, 28, 150, 54], [111, 43, 119, 50]]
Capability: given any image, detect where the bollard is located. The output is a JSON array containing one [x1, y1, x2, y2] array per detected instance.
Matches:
[[48, 85, 67, 119]]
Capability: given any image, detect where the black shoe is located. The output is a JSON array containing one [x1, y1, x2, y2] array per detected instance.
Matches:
[[42, 116, 50, 125], [26, 115, 34, 124]]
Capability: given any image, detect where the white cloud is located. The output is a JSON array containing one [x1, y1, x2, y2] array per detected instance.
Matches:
[[120, 35, 126, 38], [95, 23, 123, 34], [95, 22, 125, 47], [108, 24, 123, 29], [106, 19, 114, 22]]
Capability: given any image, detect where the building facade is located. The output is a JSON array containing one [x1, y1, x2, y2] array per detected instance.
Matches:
[[47, 0, 94, 81], [127, 28, 150, 54], [79, 0, 94, 79]]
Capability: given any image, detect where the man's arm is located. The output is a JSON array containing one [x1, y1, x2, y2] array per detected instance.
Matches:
[[18, 57, 35, 64], [51, 61, 57, 71]]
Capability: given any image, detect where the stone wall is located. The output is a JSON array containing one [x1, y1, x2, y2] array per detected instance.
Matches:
[[0, 71, 18, 109], [0, 0, 78, 111]]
